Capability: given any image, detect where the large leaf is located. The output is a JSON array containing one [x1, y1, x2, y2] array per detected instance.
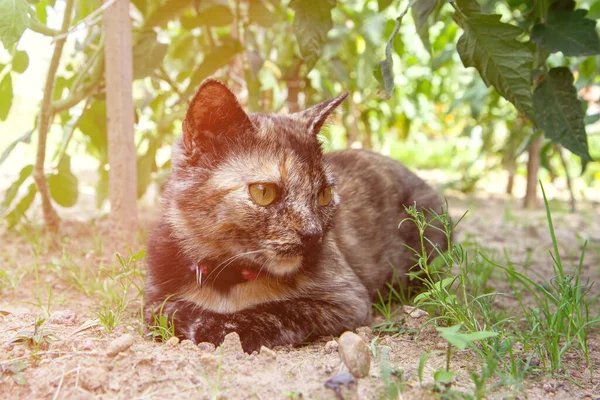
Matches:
[[533, 67, 592, 161], [78, 100, 107, 160], [248, 0, 277, 28], [48, 155, 79, 207], [531, 8, 600, 57], [144, 0, 191, 28], [184, 38, 242, 98], [133, 31, 168, 80], [1, 164, 33, 212], [454, 0, 481, 15], [180, 0, 233, 28], [0, 73, 13, 121], [4, 183, 37, 228], [289, 0, 336, 72], [0, 0, 31, 47], [411, 0, 444, 54], [455, 13, 535, 122]]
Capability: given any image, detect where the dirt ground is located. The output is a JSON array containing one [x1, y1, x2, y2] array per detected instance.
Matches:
[[1, 187, 599, 399]]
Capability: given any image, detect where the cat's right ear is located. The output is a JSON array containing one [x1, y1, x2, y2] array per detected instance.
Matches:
[[182, 79, 253, 153]]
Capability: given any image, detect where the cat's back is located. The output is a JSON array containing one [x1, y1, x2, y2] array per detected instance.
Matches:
[[324, 149, 445, 296]]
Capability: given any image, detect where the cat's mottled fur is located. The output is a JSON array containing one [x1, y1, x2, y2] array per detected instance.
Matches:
[[144, 79, 447, 353]]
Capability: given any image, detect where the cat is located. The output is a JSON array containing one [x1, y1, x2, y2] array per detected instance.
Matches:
[[143, 79, 447, 353]]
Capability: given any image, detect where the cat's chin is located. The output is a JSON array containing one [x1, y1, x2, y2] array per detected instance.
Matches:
[[267, 255, 303, 276]]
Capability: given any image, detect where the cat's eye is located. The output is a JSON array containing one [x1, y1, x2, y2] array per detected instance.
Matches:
[[249, 183, 279, 206], [318, 186, 334, 206]]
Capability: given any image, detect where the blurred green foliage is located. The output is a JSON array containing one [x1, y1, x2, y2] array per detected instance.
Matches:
[[0, 0, 599, 227]]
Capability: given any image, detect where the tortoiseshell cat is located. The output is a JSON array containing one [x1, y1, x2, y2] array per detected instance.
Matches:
[[144, 79, 446, 353]]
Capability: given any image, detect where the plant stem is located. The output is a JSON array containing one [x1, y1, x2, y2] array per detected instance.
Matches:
[[29, 20, 60, 37], [33, 0, 76, 233]]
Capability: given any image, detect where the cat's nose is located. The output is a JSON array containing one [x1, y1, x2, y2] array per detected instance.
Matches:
[[300, 228, 322, 248]]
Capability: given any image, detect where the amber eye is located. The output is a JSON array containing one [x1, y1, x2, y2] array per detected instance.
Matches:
[[318, 186, 334, 206], [249, 183, 278, 206]]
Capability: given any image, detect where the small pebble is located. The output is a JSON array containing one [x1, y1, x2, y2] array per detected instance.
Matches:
[[81, 338, 95, 351], [198, 342, 216, 353], [402, 306, 429, 319], [219, 332, 244, 357], [79, 367, 107, 391], [324, 340, 339, 354], [260, 345, 276, 359], [49, 310, 77, 326], [166, 336, 180, 347], [106, 334, 134, 357], [324, 371, 358, 400], [337, 331, 371, 378], [436, 341, 447, 350]]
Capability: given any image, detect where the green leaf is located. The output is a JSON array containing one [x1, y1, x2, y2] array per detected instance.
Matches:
[[144, 0, 191, 28], [456, 13, 535, 122], [137, 138, 157, 199], [48, 155, 79, 207], [454, 0, 481, 15], [12, 50, 29, 73], [131, 0, 146, 15], [433, 369, 455, 385], [7, 360, 28, 373], [184, 38, 243, 97], [437, 324, 497, 350], [78, 100, 107, 160], [12, 373, 27, 385], [417, 352, 432, 385], [5, 183, 37, 228], [1, 164, 33, 212], [35, 1, 47, 24], [531, 8, 600, 57], [133, 31, 168, 80], [0, 129, 33, 165], [378, 0, 393, 11], [411, 0, 443, 54], [0, 73, 13, 121], [585, 114, 600, 125], [180, 0, 233, 28], [0, 0, 31, 47], [533, 67, 592, 161], [248, 0, 277, 28], [290, 0, 336, 71]]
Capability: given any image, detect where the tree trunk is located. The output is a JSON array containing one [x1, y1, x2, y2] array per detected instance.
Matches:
[[524, 135, 542, 209], [33, 0, 76, 234], [506, 169, 514, 195], [103, 0, 138, 243]]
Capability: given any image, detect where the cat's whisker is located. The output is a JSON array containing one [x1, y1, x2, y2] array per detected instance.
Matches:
[[207, 249, 268, 282]]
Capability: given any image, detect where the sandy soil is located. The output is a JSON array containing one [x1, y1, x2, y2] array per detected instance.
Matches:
[[0, 192, 599, 400]]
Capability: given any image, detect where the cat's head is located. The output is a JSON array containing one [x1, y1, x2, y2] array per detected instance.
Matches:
[[165, 79, 348, 280]]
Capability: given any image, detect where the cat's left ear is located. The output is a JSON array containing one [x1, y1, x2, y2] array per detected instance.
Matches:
[[296, 92, 349, 136]]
